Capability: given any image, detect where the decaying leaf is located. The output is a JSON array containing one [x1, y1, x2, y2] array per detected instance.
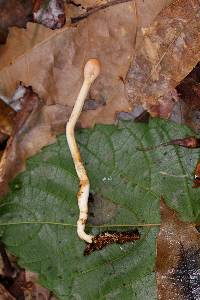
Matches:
[[0, 0, 66, 44], [125, 0, 200, 118], [0, 284, 15, 300], [0, 0, 33, 44], [174, 62, 200, 133], [0, 242, 58, 300], [0, 84, 70, 196], [193, 161, 200, 188], [0, 239, 58, 299], [84, 229, 140, 255], [0, 0, 172, 129], [25, 271, 58, 300], [0, 100, 15, 139], [33, 0, 66, 29], [156, 198, 200, 300]]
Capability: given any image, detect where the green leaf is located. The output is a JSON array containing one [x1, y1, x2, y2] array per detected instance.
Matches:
[[0, 118, 199, 299]]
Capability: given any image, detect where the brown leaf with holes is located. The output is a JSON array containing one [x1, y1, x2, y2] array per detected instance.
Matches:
[[125, 0, 200, 118], [156, 198, 200, 300]]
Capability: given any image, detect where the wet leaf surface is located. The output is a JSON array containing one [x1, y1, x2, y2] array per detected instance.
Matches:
[[156, 198, 200, 300], [0, 119, 199, 299]]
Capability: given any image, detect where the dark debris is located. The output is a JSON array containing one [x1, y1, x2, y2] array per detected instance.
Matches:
[[33, 0, 66, 29], [84, 229, 140, 256]]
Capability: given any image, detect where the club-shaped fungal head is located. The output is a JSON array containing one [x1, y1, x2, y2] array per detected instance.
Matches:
[[84, 59, 101, 84]]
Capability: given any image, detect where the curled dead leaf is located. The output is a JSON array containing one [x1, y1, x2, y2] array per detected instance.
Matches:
[[125, 0, 200, 118]]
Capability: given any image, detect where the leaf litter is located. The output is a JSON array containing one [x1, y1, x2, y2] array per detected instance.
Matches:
[[0, 0, 172, 195], [0, 1, 198, 298], [0, 0, 175, 130]]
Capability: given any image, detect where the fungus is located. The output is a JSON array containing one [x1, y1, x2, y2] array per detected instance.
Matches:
[[66, 59, 101, 243]]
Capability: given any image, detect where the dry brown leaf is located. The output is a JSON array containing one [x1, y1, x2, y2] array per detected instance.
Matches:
[[0, 100, 15, 138], [0, 0, 33, 44], [125, 0, 200, 118], [0, 0, 171, 128], [156, 198, 200, 300], [0, 241, 58, 300], [175, 63, 200, 133], [0, 84, 70, 196], [0, 0, 67, 44], [25, 271, 58, 300], [0, 284, 15, 300]]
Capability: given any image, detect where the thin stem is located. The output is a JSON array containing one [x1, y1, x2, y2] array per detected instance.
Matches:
[[71, 0, 133, 23], [0, 221, 161, 228], [1, 220, 199, 228]]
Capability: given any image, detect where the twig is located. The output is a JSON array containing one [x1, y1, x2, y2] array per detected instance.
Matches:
[[66, 59, 100, 243], [71, 0, 133, 23]]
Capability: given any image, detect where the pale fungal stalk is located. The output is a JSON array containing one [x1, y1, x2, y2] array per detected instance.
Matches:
[[66, 59, 100, 243]]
